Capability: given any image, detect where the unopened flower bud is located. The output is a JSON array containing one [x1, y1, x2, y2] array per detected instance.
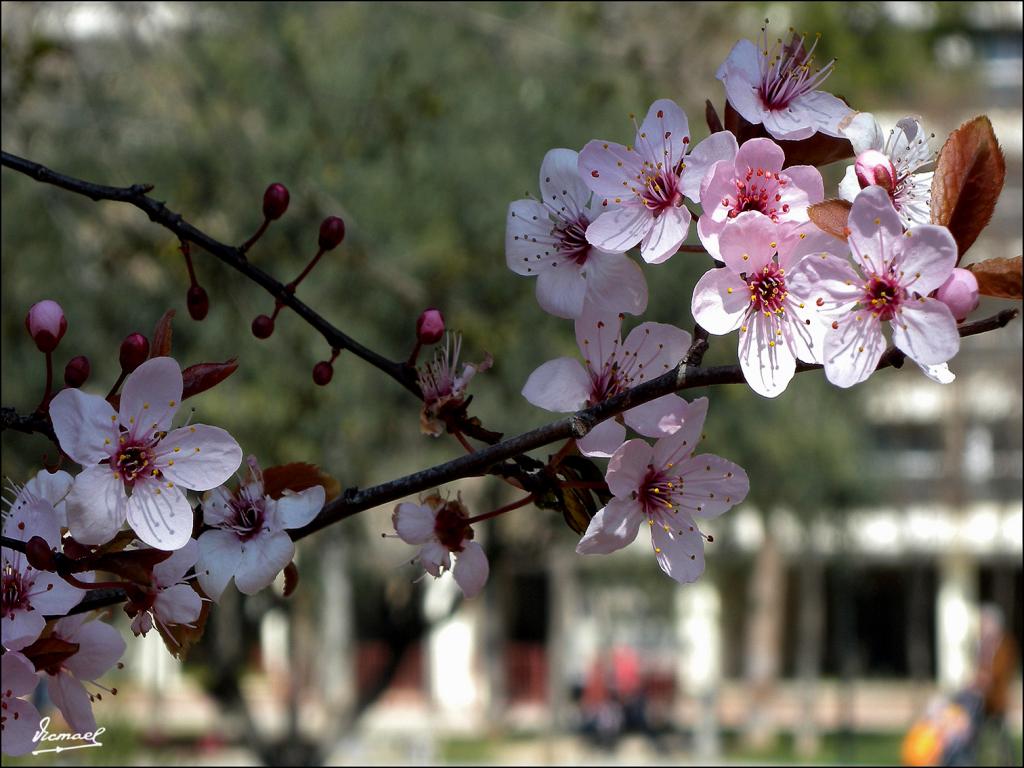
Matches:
[[262, 183, 290, 221], [252, 314, 275, 339], [25, 300, 67, 353], [119, 332, 150, 373], [25, 536, 57, 572], [187, 284, 210, 321], [935, 268, 979, 323], [64, 355, 91, 388], [318, 216, 346, 251], [312, 360, 334, 386], [854, 149, 897, 195], [416, 308, 446, 345]]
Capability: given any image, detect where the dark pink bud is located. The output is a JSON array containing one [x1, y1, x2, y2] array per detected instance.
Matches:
[[187, 284, 210, 321], [262, 183, 290, 221], [25, 536, 56, 571], [854, 149, 897, 195], [25, 300, 67, 353], [318, 216, 346, 251], [64, 355, 91, 388], [252, 314, 275, 339], [935, 268, 979, 323], [312, 361, 334, 386], [119, 333, 150, 373], [416, 308, 446, 345]]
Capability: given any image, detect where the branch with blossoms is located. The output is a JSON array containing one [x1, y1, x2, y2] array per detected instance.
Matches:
[[2, 19, 1022, 756]]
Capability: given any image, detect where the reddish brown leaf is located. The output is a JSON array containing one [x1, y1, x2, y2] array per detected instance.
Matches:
[[966, 256, 1023, 300], [808, 199, 853, 241], [263, 463, 339, 501], [931, 116, 1006, 261], [150, 309, 175, 358], [21, 636, 80, 672], [182, 358, 238, 400], [156, 582, 212, 661], [283, 561, 300, 597], [705, 100, 723, 134]]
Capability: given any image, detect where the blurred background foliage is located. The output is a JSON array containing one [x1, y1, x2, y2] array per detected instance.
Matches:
[[0, 0, 990, 576]]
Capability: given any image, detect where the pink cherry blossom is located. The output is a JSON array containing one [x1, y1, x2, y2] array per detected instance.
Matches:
[[522, 303, 693, 457], [1, 651, 42, 756], [717, 23, 852, 141], [692, 214, 833, 397], [25, 299, 67, 353], [417, 332, 492, 437], [697, 137, 824, 259], [9, 468, 74, 528], [197, 456, 325, 601], [2, 472, 86, 650], [41, 614, 126, 735], [576, 398, 748, 584], [579, 98, 738, 264], [128, 539, 202, 638], [391, 495, 488, 598], [49, 356, 243, 550], [794, 186, 960, 388], [839, 113, 934, 227], [506, 148, 648, 318]]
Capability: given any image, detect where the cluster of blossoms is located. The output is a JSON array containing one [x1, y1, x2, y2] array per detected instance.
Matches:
[[4, 324, 326, 754]]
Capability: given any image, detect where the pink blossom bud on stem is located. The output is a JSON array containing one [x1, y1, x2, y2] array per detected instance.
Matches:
[[187, 284, 210, 321], [64, 355, 91, 388], [262, 183, 290, 221], [25, 536, 57, 572], [25, 300, 67, 353], [318, 216, 346, 251], [854, 149, 897, 195], [119, 333, 150, 373], [935, 268, 980, 322], [312, 361, 334, 386], [252, 314, 275, 339], [417, 308, 446, 345]]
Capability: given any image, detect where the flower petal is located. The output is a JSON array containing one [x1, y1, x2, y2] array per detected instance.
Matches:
[[676, 455, 749, 518], [125, 480, 194, 551], [272, 485, 326, 531], [894, 224, 957, 296], [650, 519, 705, 584], [119, 356, 182, 441], [605, 439, 655, 497], [2, 607, 45, 651], [154, 583, 202, 626], [66, 465, 128, 546], [539, 148, 592, 220], [235, 530, 294, 594], [738, 311, 797, 398], [691, 266, 750, 335], [2, 650, 41, 696], [680, 131, 738, 202], [636, 99, 689, 168], [576, 497, 643, 555], [891, 298, 960, 367], [153, 538, 199, 586], [49, 388, 117, 466], [651, 397, 709, 469], [418, 541, 451, 577], [506, 198, 560, 275], [579, 140, 644, 199], [824, 309, 887, 388], [452, 540, 489, 598], [48, 671, 96, 734], [624, 394, 690, 439], [59, 615, 126, 681], [843, 112, 885, 154], [583, 250, 648, 317], [392, 502, 437, 545], [847, 186, 903, 275], [718, 211, 776, 273], [577, 418, 627, 458], [521, 358, 591, 413], [23, 468, 74, 512], [535, 263, 588, 319], [621, 321, 691, 381], [28, 570, 86, 617], [155, 424, 243, 492], [787, 90, 853, 138], [201, 486, 235, 526], [639, 206, 690, 264], [197, 529, 243, 602], [585, 205, 653, 255]]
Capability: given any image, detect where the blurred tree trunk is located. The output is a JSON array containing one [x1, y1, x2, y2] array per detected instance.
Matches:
[[794, 542, 824, 758], [742, 530, 785, 749]]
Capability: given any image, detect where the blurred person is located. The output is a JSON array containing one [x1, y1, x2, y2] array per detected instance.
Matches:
[[969, 604, 1019, 764], [611, 644, 651, 737], [579, 651, 624, 749]]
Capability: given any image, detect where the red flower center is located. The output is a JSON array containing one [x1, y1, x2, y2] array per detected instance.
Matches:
[[746, 261, 788, 315], [863, 274, 905, 321], [433, 501, 472, 553]]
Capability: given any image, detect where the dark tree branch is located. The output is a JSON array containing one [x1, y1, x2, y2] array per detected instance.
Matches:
[[1, 150, 422, 399], [1, 406, 57, 443]]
